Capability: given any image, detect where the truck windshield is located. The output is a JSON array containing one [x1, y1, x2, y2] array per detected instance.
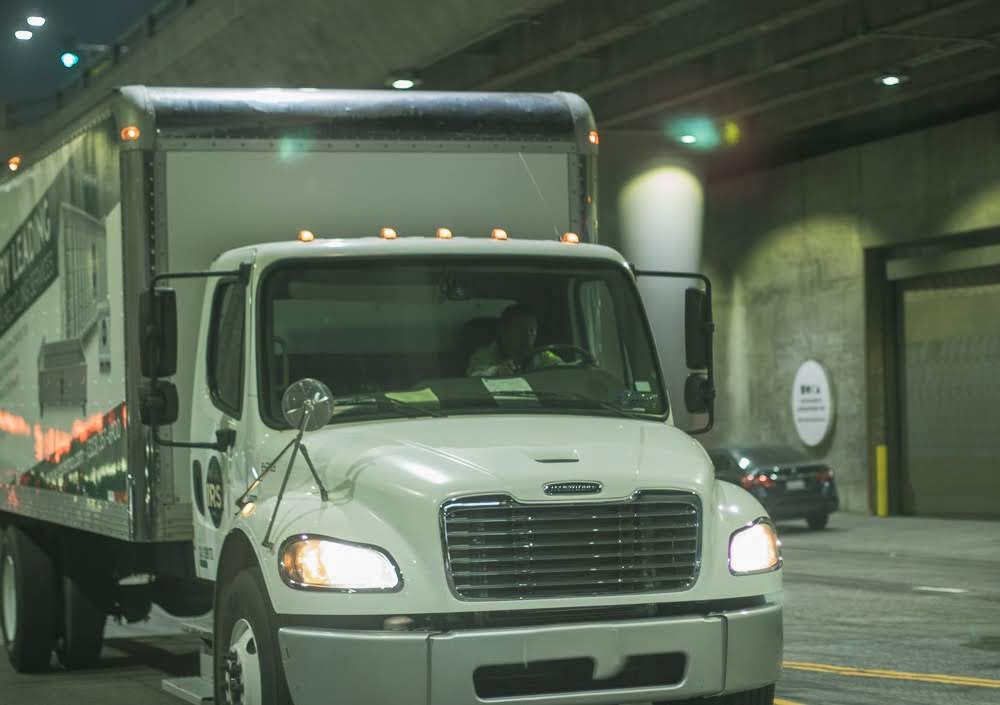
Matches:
[[259, 256, 667, 425]]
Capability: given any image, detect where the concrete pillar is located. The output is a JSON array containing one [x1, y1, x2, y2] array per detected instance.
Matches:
[[617, 159, 705, 428]]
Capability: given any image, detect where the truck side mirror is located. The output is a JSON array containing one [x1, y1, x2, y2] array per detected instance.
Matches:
[[685, 373, 714, 415], [140, 288, 178, 378], [139, 380, 179, 425], [684, 287, 711, 370]]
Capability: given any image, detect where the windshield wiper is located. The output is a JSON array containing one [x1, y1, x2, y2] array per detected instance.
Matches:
[[489, 389, 655, 419], [332, 394, 446, 418]]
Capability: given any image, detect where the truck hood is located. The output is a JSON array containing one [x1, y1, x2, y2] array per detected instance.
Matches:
[[295, 415, 713, 508]]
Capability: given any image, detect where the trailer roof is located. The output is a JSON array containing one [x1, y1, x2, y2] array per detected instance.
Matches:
[[118, 86, 593, 143]]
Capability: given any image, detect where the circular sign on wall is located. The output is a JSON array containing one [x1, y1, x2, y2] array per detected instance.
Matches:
[[792, 360, 835, 447]]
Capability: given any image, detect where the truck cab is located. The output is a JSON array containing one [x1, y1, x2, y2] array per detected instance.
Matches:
[[148, 235, 783, 704]]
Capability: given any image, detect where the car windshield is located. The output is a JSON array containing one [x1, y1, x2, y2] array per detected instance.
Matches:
[[737, 445, 811, 467], [259, 256, 667, 425]]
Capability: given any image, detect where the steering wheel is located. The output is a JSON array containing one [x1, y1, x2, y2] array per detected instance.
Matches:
[[522, 343, 597, 369]]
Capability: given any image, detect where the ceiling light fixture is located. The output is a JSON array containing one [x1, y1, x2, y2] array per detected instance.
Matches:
[[26, 16, 46, 27], [680, 134, 697, 144], [386, 72, 421, 90], [14, 30, 33, 40], [875, 72, 908, 87]]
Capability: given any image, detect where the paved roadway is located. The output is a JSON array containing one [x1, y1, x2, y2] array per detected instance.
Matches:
[[1, 513, 998, 705]]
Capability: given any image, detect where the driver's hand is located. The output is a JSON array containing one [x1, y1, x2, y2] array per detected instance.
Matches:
[[496, 359, 519, 376]]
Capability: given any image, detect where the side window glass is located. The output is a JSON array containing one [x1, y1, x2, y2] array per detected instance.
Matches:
[[207, 280, 246, 416], [579, 280, 625, 380]]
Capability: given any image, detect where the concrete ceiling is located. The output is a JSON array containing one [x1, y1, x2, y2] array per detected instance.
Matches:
[[414, 0, 1000, 175], [4, 0, 1000, 175]]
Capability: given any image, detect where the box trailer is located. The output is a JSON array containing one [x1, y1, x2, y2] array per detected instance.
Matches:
[[0, 87, 781, 705]]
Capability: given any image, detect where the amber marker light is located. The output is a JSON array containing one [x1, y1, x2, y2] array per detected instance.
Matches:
[[380, 227, 398, 239], [561, 231, 580, 244], [436, 227, 453, 239], [6, 155, 22, 172], [120, 125, 141, 142], [297, 229, 316, 243], [491, 228, 509, 241], [588, 130, 600, 145]]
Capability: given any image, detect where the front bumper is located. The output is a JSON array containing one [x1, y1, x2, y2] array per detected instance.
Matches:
[[278, 602, 782, 705]]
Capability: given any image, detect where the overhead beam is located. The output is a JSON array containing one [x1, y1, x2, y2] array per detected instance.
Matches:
[[581, 0, 852, 99], [420, 0, 708, 90], [600, 0, 993, 127], [474, 0, 708, 90], [720, 29, 1000, 123]]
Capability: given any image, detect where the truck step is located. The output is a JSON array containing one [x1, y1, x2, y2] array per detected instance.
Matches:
[[179, 613, 214, 643], [162, 676, 213, 704]]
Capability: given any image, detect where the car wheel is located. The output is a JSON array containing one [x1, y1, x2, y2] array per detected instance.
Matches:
[[655, 684, 775, 704], [806, 513, 829, 530], [56, 572, 106, 669], [0, 526, 56, 672], [214, 567, 290, 705]]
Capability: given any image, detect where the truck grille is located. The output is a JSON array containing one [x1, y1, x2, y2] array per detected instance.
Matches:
[[441, 491, 700, 600]]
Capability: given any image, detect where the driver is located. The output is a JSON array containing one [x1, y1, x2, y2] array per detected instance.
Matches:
[[466, 303, 561, 377]]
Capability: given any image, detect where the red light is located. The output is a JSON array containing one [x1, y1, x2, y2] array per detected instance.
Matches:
[[588, 130, 599, 145], [755, 474, 775, 489], [739, 475, 754, 490], [815, 468, 833, 483], [120, 126, 141, 142]]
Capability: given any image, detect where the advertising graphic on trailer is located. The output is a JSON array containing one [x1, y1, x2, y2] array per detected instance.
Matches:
[[0, 118, 127, 503]]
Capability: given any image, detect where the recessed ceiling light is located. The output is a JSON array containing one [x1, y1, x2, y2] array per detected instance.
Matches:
[[680, 134, 697, 144], [27, 16, 46, 27], [876, 72, 908, 87], [14, 30, 33, 40], [386, 72, 421, 90]]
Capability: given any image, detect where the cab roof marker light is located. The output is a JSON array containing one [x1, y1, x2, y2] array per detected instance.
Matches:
[[120, 126, 141, 142], [491, 228, 509, 241], [436, 227, 453, 239], [297, 229, 316, 243], [561, 231, 580, 244], [380, 227, 398, 240], [7, 156, 22, 172]]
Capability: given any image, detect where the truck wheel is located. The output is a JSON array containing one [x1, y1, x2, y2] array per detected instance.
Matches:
[[56, 573, 106, 669], [214, 568, 290, 705], [0, 526, 56, 672], [656, 684, 774, 704], [806, 512, 829, 530]]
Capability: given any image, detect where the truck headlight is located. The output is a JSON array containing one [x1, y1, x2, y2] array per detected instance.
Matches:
[[728, 519, 781, 575], [279, 535, 402, 591]]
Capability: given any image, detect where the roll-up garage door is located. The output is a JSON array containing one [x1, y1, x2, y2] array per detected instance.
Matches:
[[899, 268, 1000, 518]]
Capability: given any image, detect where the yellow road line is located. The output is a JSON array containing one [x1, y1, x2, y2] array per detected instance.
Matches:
[[784, 660, 1000, 688], [775, 698, 807, 705]]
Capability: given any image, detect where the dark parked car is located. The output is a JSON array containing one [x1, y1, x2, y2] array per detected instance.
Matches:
[[708, 444, 839, 529]]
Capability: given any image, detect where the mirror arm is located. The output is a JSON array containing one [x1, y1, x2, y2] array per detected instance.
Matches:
[[262, 401, 314, 548], [151, 427, 235, 452]]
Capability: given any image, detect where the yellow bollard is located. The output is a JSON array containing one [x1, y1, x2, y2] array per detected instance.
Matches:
[[876, 444, 889, 517]]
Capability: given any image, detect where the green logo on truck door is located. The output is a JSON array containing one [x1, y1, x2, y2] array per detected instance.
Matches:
[[206, 457, 224, 528]]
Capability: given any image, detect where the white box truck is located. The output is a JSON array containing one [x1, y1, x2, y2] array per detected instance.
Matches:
[[0, 87, 782, 705]]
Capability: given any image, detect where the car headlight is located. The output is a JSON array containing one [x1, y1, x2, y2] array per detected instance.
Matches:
[[279, 535, 402, 591], [728, 519, 781, 575]]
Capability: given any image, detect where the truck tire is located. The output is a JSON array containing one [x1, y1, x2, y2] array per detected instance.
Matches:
[[806, 512, 829, 530], [214, 567, 290, 705], [0, 526, 56, 672], [56, 573, 106, 669], [656, 685, 775, 705]]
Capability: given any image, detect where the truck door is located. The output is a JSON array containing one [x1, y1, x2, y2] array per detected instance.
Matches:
[[190, 272, 250, 581]]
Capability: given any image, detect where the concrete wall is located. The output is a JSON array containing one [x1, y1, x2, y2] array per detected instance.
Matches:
[[702, 109, 1000, 512]]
